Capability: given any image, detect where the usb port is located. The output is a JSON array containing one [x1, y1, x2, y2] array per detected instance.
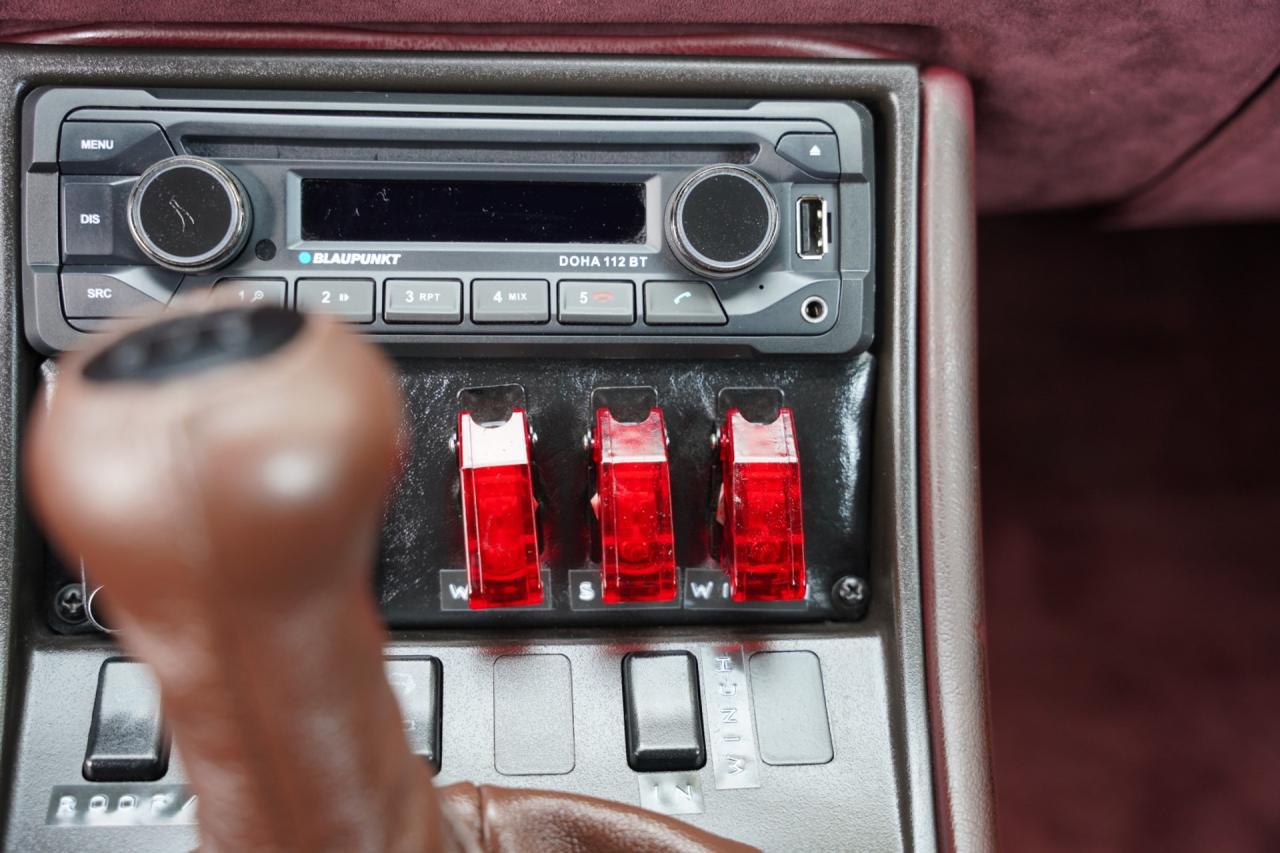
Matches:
[[796, 196, 829, 260]]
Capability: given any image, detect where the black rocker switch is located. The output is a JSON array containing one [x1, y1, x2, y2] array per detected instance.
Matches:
[[384, 657, 443, 772], [83, 660, 169, 782], [623, 652, 706, 772]]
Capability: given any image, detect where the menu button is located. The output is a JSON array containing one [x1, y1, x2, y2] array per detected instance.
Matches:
[[59, 122, 175, 175]]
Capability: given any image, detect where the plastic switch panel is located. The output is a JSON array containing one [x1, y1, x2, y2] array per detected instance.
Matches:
[[591, 407, 678, 603], [716, 407, 807, 601], [457, 408, 543, 609]]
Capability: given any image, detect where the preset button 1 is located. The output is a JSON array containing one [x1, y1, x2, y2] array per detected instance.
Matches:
[[214, 278, 287, 308]]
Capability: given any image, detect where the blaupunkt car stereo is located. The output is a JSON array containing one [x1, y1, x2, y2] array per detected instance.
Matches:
[[21, 89, 875, 356]]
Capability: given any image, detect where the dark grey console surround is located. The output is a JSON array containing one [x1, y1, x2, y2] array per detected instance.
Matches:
[[0, 48, 930, 853]]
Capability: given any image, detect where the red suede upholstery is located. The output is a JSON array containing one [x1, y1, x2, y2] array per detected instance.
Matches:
[[1114, 71, 1280, 227], [982, 214, 1280, 852], [3, 8, 1279, 215], [3, 25, 893, 59]]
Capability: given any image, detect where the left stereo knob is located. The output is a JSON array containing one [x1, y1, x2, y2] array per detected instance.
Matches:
[[127, 156, 251, 273]]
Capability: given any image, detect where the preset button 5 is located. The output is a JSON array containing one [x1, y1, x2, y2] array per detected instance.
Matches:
[[559, 280, 635, 325]]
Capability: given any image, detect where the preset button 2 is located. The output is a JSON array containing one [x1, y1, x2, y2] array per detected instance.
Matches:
[[296, 279, 375, 323]]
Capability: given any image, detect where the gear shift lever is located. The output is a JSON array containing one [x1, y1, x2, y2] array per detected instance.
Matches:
[[25, 306, 751, 853]]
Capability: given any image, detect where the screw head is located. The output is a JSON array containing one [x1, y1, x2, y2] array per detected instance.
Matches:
[[54, 584, 87, 624], [832, 575, 869, 617]]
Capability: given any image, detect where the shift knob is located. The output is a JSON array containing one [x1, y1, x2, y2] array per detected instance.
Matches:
[[24, 305, 753, 853], [26, 305, 439, 853]]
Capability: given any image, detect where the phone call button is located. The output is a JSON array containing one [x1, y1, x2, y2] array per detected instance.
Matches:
[[643, 281, 727, 326]]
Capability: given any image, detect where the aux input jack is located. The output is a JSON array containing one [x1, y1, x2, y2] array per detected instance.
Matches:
[[801, 296, 829, 324]]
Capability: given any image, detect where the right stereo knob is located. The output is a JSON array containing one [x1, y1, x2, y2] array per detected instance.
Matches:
[[666, 164, 780, 278]]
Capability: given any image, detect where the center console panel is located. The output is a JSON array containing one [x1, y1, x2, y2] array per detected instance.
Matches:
[[0, 47, 950, 853]]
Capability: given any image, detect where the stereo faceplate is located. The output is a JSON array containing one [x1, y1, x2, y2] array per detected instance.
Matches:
[[23, 89, 875, 356]]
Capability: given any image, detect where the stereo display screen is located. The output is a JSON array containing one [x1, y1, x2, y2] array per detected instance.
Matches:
[[301, 178, 647, 244]]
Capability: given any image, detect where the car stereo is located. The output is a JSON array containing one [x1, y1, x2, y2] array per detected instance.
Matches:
[[21, 88, 875, 356]]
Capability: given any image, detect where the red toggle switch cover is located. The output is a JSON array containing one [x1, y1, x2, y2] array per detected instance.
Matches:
[[591, 408, 678, 603], [717, 407, 807, 602], [457, 409, 542, 609]]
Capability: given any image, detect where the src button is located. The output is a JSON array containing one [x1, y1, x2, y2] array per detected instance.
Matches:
[[60, 270, 178, 320]]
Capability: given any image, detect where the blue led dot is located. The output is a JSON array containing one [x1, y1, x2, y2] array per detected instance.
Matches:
[[298, 251, 312, 264]]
